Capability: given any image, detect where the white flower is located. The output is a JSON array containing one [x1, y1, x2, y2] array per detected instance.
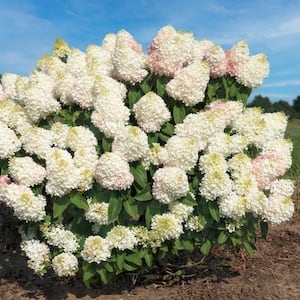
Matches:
[[151, 213, 183, 242], [147, 26, 194, 77], [112, 126, 149, 162], [0, 122, 21, 159], [66, 48, 87, 78], [8, 156, 46, 187], [204, 44, 227, 77], [91, 100, 130, 138], [52, 252, 78, 277], [94, 152, 134, 190], [66, 126, 98, 151], [85, 200, 110, 225], [199, 152, 228, 174], [21, 239, 50, 275], [81, 236, 111, 263], [0, 99, 31, 134], [22, 84, 61, 122], [86, 44, 114, 76], [112, 30, 148, 84], [0, 183, 46, 222], [1, 73, 18, 99], [41, 223, 79, 253], [236, 53, 270, 88], [45, 148, 81, 197], [106, 225, 137, 250], [70, 74, 94, 109], [263, 196, 294, 225], [162, 136, 199, 170], [169, 201, 194, 222], [51, 122, 69, 148], [166, 61, 210, 106], [133, 92, 171, 133], [199, 170, 232, 201], [20, 126, 54, 159], [152, 167, 189, 204], [218, 192, 246, 220], [185, 215, 206, 232]]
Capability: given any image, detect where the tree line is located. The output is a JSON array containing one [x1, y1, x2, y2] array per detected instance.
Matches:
[[247, 95, 300, 119]]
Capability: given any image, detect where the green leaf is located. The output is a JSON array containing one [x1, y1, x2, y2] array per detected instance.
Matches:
[[70, 191, 89, 210], [123, 262, 138, 271], [181, 239, 194, 251], [173, 104, 186, 124], [104, 263, 114, 273], [200, 240, 212, 256], [116, 254, 125, 271], [123, 198, 139, 217], [181, 193, 197, 206], [82, 262, 95, 288], [260, 221, 268, 240], [97, 268, 108, 284], [135, 190, 152, 201], [102, 136, 112, 152], [161, 122, 174, 136], [53, 196, 70, 219], [208, 203, 220, 222], [243, 241, 254, 256], [145, 200, 165, 227], [130, 163, 148, 188], [217, 231, 228, 244], [125, 253, 143, 266], [140, 80, 152, 94], [108, 192, 122, 221], [144, 250, 153, 267], [156, 77, 168, 97]]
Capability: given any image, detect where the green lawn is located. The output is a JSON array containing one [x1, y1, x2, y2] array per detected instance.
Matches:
[[285, 119, 300, 178]]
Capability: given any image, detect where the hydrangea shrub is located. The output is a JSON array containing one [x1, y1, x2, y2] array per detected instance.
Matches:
[[0, 25, 295, 286]]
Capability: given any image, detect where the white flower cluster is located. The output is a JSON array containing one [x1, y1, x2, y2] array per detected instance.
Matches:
[[21, 239, 50, 275], [94, 152, 134, 190], [133, 92, 171, 132], [41, 223, 79, 253], [8, 156, 46, 187], [0, 183, 46, 221], [0, 25, 293, 280]]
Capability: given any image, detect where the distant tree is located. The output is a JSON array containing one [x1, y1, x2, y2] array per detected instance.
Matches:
[[248, 95, 272, 112], [272, 100, 297, 118], [293, 96, 300, 112]]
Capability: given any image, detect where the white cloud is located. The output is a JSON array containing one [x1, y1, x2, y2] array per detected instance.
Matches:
[[263, 80, 300, 88]]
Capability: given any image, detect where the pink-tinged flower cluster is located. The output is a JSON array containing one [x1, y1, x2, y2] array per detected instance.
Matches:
[[225, 40, 250, 76], [112, 30, 148, 84], [0, 175, 11, 188], [94, 152, 134, 190], [147, 25, 194, 77], [204, 45, 227, 78]]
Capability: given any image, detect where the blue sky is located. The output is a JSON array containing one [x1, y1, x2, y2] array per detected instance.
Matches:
[[0, 0, 299, 103]]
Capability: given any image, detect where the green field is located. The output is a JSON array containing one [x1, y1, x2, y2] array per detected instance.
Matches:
[[286, 119, 300, 178], [285, 119, 300, 214]]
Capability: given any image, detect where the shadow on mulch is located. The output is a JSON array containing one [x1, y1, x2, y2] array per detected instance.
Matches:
[[0, 204, 240, 300]]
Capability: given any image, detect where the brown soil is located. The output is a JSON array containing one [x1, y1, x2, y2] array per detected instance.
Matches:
[[1, 205, 300, 300]]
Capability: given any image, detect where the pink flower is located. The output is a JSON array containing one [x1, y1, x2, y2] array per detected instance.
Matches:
[[0, 175, 11, 188]]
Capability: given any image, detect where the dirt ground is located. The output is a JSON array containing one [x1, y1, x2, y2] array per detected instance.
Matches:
[[0, 205, 300, 300]]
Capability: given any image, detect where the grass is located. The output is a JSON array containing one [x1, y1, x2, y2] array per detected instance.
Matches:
[[285, 118, 300, 216]]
